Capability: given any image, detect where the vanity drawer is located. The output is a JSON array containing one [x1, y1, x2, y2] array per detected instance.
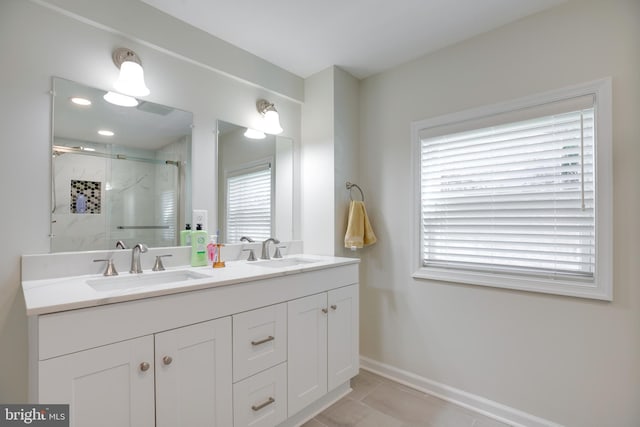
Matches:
[[233, 303, 287, 382], [233, 362, 287, 427]]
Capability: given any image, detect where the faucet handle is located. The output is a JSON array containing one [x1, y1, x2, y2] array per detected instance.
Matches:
[[93, 259, 118, 276], [242, 248, 257, 261], [152, 255, 172, 271], [273, 246, 286, 259]]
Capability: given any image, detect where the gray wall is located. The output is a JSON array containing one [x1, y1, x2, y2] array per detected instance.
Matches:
[[358, 0, 640, 425]]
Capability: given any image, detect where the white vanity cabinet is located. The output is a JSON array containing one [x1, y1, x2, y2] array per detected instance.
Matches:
[[232, 303, 288, 427], [154, 318, 232, 427], [26, 258, 359, 427], [287, 284, 359, 417], [39, 335, 156, 426], [37, 318, 232, 427]]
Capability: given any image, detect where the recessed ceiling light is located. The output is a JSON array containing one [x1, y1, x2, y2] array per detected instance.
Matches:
[[98, 130, 114, 137], [70, 97, 91, 106]]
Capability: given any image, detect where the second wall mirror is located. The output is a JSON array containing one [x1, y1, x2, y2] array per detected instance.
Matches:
[[217, 120, 294, 244]]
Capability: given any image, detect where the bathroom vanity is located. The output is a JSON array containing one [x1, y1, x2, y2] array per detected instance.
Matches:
[[22, 253, 359, 427]]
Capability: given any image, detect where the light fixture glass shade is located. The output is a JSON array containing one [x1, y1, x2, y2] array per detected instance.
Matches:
[[244, 128, 266, 139], [114, 60, 150, 97], [103, 91, 139, 107], [263, 110, 283, 135], [70, 97, 92, 106]]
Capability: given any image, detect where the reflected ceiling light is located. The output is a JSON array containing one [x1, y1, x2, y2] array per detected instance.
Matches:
[[103, 91, 139, 107], [257, 99, 283, 135], [98, 130, 114, 136], [244, 128, 266, 139], [112, 48, 150, 97], [70, 97, 91, 106]]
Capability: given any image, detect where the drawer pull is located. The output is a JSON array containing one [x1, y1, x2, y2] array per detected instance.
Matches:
[[251, 397, 275, 411], [139, 362, 150, 372], [330, 304, 337, 310], [251, 336, 275, 346], [162, 356, 173, 365], [321, 308, 328, 314]]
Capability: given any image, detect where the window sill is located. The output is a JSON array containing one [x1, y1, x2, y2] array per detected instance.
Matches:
[[412, 266, 612, 301]]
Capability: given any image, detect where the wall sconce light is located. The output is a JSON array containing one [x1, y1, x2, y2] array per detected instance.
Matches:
[[257, 99, 283, 135], [112, 48, 150, 97], [244, 128, 266, 139]]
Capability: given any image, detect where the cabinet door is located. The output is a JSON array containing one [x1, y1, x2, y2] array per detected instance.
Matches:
[[155, 317, 232, 427], [327, 285, 359, 391], [39, 335, 155, 427], [287, 293, 327, 416]]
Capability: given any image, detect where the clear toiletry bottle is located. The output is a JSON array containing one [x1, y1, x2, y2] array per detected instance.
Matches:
[[207, 235, 217, 265], [76, 192, 87, 214]]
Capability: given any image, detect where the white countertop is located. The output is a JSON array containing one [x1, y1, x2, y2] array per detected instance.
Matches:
[[22, 254, 359, 316]]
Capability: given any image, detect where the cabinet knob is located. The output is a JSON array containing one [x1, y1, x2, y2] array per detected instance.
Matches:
[[331, 305, 337, 310], [139, 362, 150, 372], [321, 308, 328, 314], [162, 356, 173, 365]]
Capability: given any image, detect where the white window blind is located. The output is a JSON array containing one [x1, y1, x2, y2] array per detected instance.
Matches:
[[226, 163, 272, 243], [420, 101, 596, 278]]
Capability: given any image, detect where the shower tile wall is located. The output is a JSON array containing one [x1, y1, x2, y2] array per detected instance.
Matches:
[[109, 155, 157, 246], [51, 150, 108, 252]]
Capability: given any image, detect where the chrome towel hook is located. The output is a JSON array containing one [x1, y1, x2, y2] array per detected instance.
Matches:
[[346, 182, 364, 202]]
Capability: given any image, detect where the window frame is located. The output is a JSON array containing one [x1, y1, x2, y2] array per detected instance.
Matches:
[[411, 78, 613, 300]]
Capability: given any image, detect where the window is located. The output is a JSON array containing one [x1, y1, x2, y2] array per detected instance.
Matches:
[[412, 79, 612, 300], [225, 162, 273, 243]]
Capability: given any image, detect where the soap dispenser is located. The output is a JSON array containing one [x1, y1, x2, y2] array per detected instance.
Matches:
[[180, 223, 192, 246], [190, 224, 208, 267]]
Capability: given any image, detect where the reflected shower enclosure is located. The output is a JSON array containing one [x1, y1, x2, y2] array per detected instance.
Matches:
[[50, 78, 193, 252]]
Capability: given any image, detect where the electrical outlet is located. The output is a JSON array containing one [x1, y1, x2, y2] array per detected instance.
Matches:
[[192, 209, 208, 230]]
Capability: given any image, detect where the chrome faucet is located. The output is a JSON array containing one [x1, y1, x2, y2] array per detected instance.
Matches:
[[261, 237, 280, 260], [116, 240, 127, 249], [130, 243, 148, 274], [240, 236, 255, 243]]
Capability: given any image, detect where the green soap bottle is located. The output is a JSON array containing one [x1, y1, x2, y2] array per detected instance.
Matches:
[[190, 224, 208, 267], [180, 223, 192, 246]]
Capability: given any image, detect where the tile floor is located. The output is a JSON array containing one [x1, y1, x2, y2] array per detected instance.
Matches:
[[301, 370, 512, 427]]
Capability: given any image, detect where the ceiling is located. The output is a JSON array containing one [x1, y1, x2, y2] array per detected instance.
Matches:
[[139, 0, 565, 79]]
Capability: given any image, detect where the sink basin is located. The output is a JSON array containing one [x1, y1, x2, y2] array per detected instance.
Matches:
[[87, 270, 209, 293], [251, 257, 317, 268]]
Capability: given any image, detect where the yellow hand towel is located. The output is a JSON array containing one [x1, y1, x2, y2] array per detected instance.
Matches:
[[344, 200, 377, 249]]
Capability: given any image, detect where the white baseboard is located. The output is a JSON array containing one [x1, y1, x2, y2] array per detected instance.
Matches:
[[359, 356, 564, 427]]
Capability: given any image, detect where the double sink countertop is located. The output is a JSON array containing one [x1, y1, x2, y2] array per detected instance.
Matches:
[[22, 254, 359, 316]]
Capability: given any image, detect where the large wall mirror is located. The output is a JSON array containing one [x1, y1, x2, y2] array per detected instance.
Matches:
[[50, 77, 193, 252], [217, 120, 294, 244]]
